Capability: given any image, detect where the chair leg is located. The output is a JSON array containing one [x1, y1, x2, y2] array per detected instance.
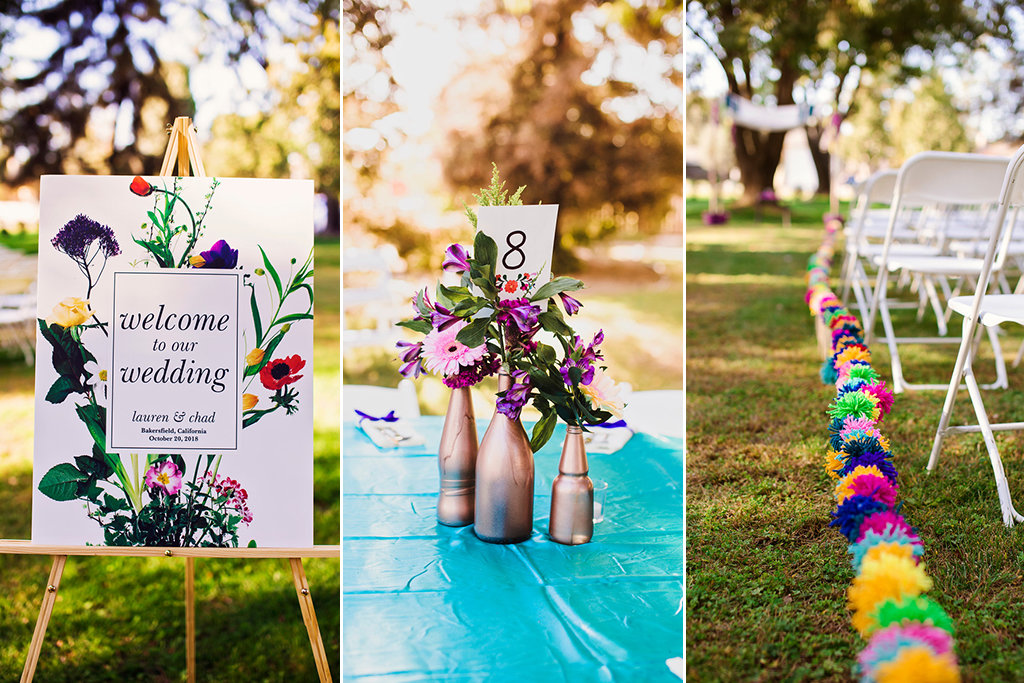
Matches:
[[921, 276, 947, 336], [963, 362, 1024, 526], [878, 296, 906, 393], [928, 316, 976, 471]]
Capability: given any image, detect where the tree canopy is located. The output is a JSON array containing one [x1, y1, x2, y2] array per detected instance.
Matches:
[[0, 0, 332, 186], [687, 0, 1014, 203]]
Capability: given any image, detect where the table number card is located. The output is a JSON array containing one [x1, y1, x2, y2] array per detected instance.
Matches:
[[32, 175, 314, 547], [476, 204, 559, 300]]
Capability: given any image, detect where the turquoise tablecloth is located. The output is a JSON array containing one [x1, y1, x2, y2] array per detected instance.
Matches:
[[343, 417, 684, 681]]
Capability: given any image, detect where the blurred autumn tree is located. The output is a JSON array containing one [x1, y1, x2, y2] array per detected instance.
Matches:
[[687, 0, 1013, 205], [0, 0, 334, 208], [205, 5, 341, 232], [442, 0, 683, 268]]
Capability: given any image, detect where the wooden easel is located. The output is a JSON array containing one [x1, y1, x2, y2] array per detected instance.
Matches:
[[2, 117, 338, 683]]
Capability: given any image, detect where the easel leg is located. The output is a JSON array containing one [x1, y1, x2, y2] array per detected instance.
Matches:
[[20, 555, 67, 683], [289, 558, 332, 683], [186, 557, 196, 683]]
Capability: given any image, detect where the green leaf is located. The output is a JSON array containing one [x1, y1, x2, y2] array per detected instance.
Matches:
[[568, 365, 584, 387], [473, 230, 498, 272], [455, 318, 490, 348], [248, 539, 257, 548], [38, 463, 88, 501], [531, 277, 584, 302], [452, 299, 486, 317], [75, 454, 113, 479], [529, 410, 557, 453], [274, 311, 314, 326], [535, 343, 557, 365], [538, 310, 573, 337], [396, 319, 433, 335], [103, 493, 130, 512], [258, 245, 283, 299], [249, 285, 263, 345], [76, 403, 107, 454], [435, 285, 455, 310], [45, 376, 79, 404], [439, 284, 471, 304]]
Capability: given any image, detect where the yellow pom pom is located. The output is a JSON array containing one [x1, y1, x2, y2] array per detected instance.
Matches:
[[848, 552, 932, 636], [825, 456, 845, 480], [863, 542, 913, 566], [834, 465, 885, 503], [874, 646, 960, 683], [836, 345, 871, 366]]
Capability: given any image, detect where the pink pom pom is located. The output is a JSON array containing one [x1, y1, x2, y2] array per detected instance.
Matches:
[[857, 511, 920, 545], [863, 381, 895, 417], [850, 473, 899, 507]]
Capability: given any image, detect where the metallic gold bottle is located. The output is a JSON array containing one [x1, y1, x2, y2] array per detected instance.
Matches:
[[548, 425, 594, 545], [473, 372, 534, 543], [436, 386, 477, 527]]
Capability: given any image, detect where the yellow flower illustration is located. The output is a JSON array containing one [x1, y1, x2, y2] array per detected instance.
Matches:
[[48, 297, 95, 328], [245, 347, 265, 367], [189, 254, 206, 267], [242, 393, 259, 411]]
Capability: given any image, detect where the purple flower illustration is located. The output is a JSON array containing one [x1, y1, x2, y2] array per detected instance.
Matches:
[[191, 239, 238, 269], [52, 214, 121, 261]]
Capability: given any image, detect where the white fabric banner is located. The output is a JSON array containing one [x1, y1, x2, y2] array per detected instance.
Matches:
[[724, 93, 813, 133]]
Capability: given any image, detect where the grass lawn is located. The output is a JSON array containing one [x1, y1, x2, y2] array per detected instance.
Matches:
[[686, 198, 1024, 681], [0, 234, 340, 681]]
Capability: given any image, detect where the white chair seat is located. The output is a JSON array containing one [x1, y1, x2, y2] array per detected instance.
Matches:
[[876, 255, 983, 275], [860, 243, 940, 258], [948, 294, 1024, 326]]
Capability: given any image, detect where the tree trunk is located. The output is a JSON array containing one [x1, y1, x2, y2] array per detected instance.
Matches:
[[323, 192, 340, 236], [733, 125, 787, 205], [805, 124, 831, 196]]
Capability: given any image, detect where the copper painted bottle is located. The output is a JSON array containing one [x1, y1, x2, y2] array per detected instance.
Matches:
[[548, 425, 594, 545], [473, 371, 534, 544], [436, 386, 477, 527]]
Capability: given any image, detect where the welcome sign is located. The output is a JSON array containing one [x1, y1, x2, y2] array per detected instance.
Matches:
[[32, 176, 313, 547]]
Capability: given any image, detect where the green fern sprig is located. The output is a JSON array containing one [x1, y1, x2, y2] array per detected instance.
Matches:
[[464, 163, 526, 229]]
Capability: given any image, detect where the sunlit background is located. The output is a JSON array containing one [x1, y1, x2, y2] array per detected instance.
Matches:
[[343, 0, 684, 416]]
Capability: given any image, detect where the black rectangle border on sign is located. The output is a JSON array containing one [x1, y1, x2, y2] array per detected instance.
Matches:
[[107, 270, 241, 453]]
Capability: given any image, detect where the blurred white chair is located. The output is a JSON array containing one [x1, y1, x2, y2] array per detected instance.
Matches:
[[928, 143, 1024, 526], [343, 379, 420, 422], [0, 282, 35, 364], [622, 387, 683, 440], [343, 246, 405, 348], [865, 152, 1011, 392]]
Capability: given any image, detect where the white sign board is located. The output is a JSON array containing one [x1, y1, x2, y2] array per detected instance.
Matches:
[[476, 204, 559, 299], [32, 175, 314, 547]]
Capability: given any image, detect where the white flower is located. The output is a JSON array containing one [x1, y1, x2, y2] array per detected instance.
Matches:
[[84, 360, 108, 406]]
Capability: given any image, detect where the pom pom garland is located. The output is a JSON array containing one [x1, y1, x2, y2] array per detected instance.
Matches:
[[807, 214, 958, 681]]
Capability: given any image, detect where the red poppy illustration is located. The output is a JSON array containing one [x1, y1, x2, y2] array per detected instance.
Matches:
[[259, 354, 306, 390], [130, 176, 154, 196]]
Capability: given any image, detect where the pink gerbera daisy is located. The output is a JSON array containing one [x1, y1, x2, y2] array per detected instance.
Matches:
[[420, 320, 487, 377], [145, 460, 183, 496]]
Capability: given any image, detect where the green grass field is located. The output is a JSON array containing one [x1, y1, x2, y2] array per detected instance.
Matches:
[[686, 199, 1024, 681], [0, 235, 339, 681]]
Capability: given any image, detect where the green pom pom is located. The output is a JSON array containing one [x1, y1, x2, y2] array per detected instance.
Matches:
[[827, 391, 877, 421], [847, 365, 881, 383], [871, 595, 954, 635]]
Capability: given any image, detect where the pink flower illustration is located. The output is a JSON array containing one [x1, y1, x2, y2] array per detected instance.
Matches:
[[145, 460, 183, 496]]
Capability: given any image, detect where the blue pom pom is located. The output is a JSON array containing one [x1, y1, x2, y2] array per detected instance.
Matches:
[[837, 378, 868, 398], [840, 451, 899, 483], [841, 434, 883, 459], [830, 495, 889, 542], [828, 416, 846, 451], [820, 358, 838, 384]]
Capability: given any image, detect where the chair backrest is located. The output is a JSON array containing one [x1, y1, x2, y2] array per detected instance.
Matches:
[[342, 379, 420, 422], [849, 170, 898, 241]]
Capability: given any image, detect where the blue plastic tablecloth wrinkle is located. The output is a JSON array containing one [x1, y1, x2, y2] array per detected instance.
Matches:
[[344, 417, 684, 682]]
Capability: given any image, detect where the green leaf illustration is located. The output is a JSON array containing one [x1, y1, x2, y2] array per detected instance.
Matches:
[[259, 245, 283, 299], [38, 463, 88, 502]]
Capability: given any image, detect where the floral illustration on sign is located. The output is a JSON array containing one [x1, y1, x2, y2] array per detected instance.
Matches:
[[494, 270, 539, 296], [34, 177, 312, 546]]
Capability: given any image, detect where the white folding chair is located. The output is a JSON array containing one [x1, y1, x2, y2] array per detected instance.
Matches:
[[928, 144, 1024, 526], [342, 379, 420, 422], [865, 152, 1011, 392]]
